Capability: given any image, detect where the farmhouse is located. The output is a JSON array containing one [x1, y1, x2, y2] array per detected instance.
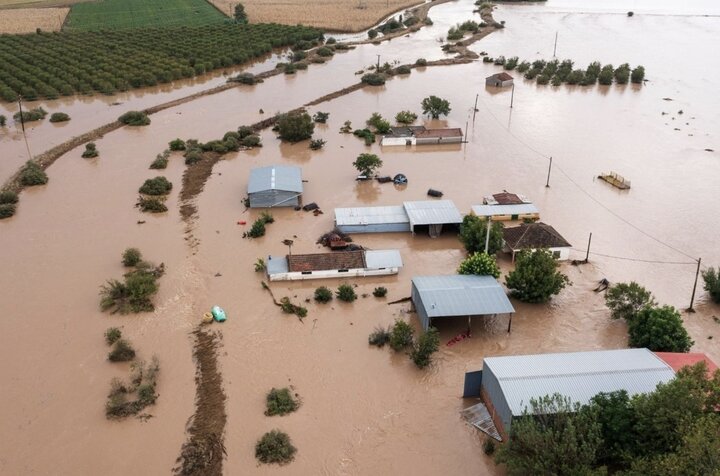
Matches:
[[483, 192, 531, 205], [247, 165, 302, 208], [380, 125, 463, 146], [485, 72, 514, 87], [410, 275, 515, 331], [471, 203, 540, 221], [502, 222, 572, 261], [462, 348, 677, 440], [265, 249, 403, 281], [335, 200, 462, 238]]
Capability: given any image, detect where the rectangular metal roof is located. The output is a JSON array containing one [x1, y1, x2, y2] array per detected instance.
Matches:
[[266, 255, 289, 274], [365, 250, 403, 269], [412, 275, 515, 318], [403, 200, 463, 226], [484, 348, 676, 416], [334, 206, 409, 226], [248, 165, 303, 193], [472, 204, 539, 217]]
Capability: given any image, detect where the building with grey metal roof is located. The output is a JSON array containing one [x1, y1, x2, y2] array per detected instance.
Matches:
[[403, 200, 463, 237], [247, 165, 303, 208], [265, 249, 403, 281], [411, 275, 515, 331], [464, 348, 675, 439], [334, 205, 410, 234]]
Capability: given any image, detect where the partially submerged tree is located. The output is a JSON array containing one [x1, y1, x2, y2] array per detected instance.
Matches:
[[458, 252, 501, 278], [19, 161, 48, 186], [605, 282, 656, 321], [701, 267, 720, 303], [389, 319, 414, 351], [458, 215, 503, 255], [265, 387, 299, 416], [352, 153, 383, 177], [421, 95, 451, 119], [505, 249, 571, 303], [255, 430, 297, 465], [628, 305, 694, 352], [234, 3, 248, 23], [410, 327, 440, 368], [276, 111, 314, 142], [122, 247, 142, 267], [395, 110, 418, 124], [336, 283, 357, 302]]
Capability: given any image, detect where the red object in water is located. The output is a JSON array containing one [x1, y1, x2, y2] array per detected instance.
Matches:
[[447, 331, 471, 347], [237, 220, 247, 225]]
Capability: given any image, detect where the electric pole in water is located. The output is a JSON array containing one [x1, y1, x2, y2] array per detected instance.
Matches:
[[376, 54, 381, 70], [17, 97, 33, 161], [545, 156, 553, 187], [510, 83, 515, 108], [484, 218, 491, 254], [553, 31, 558, 57], [472, 93, 478, 122], [584, 233, 592, 262], [687, 257, 702, 312]]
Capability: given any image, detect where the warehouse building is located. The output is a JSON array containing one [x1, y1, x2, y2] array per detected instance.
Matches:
[[247, 165, 303, 208], [266, 249, 403, 281]]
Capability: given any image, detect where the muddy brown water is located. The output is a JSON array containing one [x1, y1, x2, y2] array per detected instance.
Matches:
[[1, 0, 720, 474]]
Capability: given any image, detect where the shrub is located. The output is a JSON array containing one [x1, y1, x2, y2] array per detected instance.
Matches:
[[325, 37, 336, 44], [353, 153, 383, 177], [368, 29, 378, 39], [361, 73, 385, 86], [0, 115, 5, 127], [291, 50, 307, 62], [459, 215, 503, 255], [0, 204, 16, 219], [259, 211, 274, 224], [395, 110, 417, 124], [255, 430, 297, 465], [231, 72, 257, 85], [118, 110, 150, 126], [13, 107, 47, 122], [340, 120, 353, 133], [421, 95, 451, 119], [280, 297, 307, 318], [246, 219, 266, 238], [104, 327, 122, 345], [483, 438, 496, 455], [701, 267, 720, 303], [108, 339, 136, 362], [19, 161, 48, 186], [314, 286, 333, 303], [415, 58, 427, 66], [309, 138, 325, 150], [284, 63, 297, 74], [447, 26, 463, 41], [410, 327, 440, 368], [242, 135, 262, 147], [336, 284, 357, 302], [517, 61, 531, 73], [389, 319, 414, 351], [628, 306, 694, 352], [81, 142, 98, 158], [122, 248, 142, 267], [169, 138, 186, 151], [366, 112, 390, 133], [353, 128, 375, 145], [537, 74, 551, 85], [313, 111, 330, 123], [137, 196, 167, 213], [150, 150, 170, 169], [598, 64, 614, 85], [373, 286, 388, 298], [265, 388, 299, 416], [505, 249, 571, 303], [184, 149, 202, 165], [139, 176, 172, 195], [396, 65, 411, 75], [605, 282, 656, 321], [49, 112, 70, 123], [458, 252, 501, 278], [317, 46, 333, 57], [237, 125, 254, 138], [504, 56, 519, 70], [277, 111, 314, 142], [631, 65, 645, 84], [254, 258, 266, 272], [0, 191, 18, 204], [100, 267, 161, 314], [614, 63, 631, 84], [368, 326, 391, 347]]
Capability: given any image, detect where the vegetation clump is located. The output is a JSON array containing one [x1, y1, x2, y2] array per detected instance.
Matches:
[[395, 110, 417, 124], [105, 357, 160, 419], [459, 215, 503, 255], [629, 305, 694, 352], [100, 250, 164, 314], [353, 153, 383, 177], [410, 327, 440, 368], [105, 327, 122, 345], [13, 107, 47, 122], [49, 112, 70, 123], [255, 430, 297, 465], [81, 142, 99, 158], [368, 325, 391, 347], [19, 161, 48, 186], [352, 128, 375, 145], [150, 150, 170, 169], [139, 176, 172, 195], [122, 247, 142, 267], [279, 297, 308, 319], [458, 252, 501, 278], [372, 286, 388, 298], [366, 112, 391, 133], [367, 29, 378, 39], [265, 388, 299, 416], [169, 138, 186, 151], [396, 65, 411, 75], [389, 319, 414, 351], [0, 115, 5, 127], [421, 95, 451, 119], [136, 196, 167, 213], [415, 58, 427, 67], [312, 111, 329, 123], [118, 110, 150, 126], [309, 138, 326, 150], [361, 73, 386, 86], [314, 286, 333, 303], [245, 212, 274, 239], [701, 267, 720, 303], [505, 249, 570, 303], [108, 338, 136, 362], [230, 72, 258, 85], [277, 111, 314, 142], [0, 191, 19, 205], [336, 284, 357, 302], [317, 46, 334, 57], [0, 204, 15, 219], [605, 282, 656, 321]]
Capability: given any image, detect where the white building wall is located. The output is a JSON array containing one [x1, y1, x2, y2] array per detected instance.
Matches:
[[380, 136, 414, 146], [268, 267, 400, 281]]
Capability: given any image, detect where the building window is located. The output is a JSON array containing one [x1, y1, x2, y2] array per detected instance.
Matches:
[[338, 269, 348, 273], [301, 271, 312, 275], [552, 250, 561, 259]]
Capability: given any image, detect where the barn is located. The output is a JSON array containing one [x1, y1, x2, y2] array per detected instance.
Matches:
[[485, 72, 514, 87], [247, 165, 303, 208], [334, 205, 411, 234]]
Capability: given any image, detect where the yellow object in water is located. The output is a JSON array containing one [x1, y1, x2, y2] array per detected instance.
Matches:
[[202, 312, 214, 324]]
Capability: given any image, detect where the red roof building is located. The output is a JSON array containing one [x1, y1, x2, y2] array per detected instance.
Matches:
[[654, 352, 719, 376]]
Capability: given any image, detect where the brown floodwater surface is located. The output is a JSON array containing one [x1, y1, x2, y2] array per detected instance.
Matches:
[[1, 0, 719, 475]]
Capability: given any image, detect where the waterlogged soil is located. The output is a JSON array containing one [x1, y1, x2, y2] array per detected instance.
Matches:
[[1, 0, 719, 475]]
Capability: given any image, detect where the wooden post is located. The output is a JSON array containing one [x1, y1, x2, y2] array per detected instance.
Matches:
[[545, 156, 553, 187], [376, 54, 380, 70], [510, 83, 515, 108], [507, 313, 512, 333], [553, 31, 558, 57], [687, 257, 702, 313], [584, 232, 592, 262], [464, 121, 468, 144], [473, 93, 479, 122]]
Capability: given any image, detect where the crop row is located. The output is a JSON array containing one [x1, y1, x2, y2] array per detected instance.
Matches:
[[0, 23, 322, 102]]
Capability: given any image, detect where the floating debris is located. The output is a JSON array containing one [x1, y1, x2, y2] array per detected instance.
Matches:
[[427, 188, 444, 198], [598, 171, 631, 190]]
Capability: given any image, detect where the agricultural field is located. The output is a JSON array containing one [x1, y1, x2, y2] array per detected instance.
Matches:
[[0, 23, 322, 101], [0, 7, 67, 33], [209, 0, 424, 32], [0, 0, 88, 7], [64, 0, 228, 31]]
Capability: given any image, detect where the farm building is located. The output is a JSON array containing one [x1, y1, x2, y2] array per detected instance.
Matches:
[[411, 275, 515, 331], [654, 352, 718, 375], [502, 222, 572, 261], [335, 200, 462, 237], [471, 203, 540, 221], [485, 72, 514, 87], [483, 192, 532, 205], [265, 249, 402, 281], [380, 125, 463, 146], [247, 165, 303, 208], [462, 348, 677, 440]]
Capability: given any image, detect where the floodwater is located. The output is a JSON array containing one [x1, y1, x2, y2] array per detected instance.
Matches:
[[1, 0, 720, 475]]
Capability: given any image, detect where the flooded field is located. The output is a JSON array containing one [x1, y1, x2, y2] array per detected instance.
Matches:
[[1, 0, 719, 475]]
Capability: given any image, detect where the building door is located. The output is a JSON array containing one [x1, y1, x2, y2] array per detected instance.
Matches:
[[511, 214, 518, 220]]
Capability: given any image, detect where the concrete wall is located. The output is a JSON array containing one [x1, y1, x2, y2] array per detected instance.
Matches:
[[336, 223, 411, 234], [380, 136, 414, 146], [249, 189, 300, 208], [485, 78, 513, 87], [481, 365, 513, 435]]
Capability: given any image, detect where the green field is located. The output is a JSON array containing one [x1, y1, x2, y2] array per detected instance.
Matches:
[[64, 0, 228, 31]]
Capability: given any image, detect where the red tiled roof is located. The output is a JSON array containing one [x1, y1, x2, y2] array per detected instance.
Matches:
[[654, 352, 719, 375], [414, 128, 463, 138], [287, 251, 365, 272], [488, 72, 514, 81], [502, 222, 571, 250], [492, 192, 524, 205]]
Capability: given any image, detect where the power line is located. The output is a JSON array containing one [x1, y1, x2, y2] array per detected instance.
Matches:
[[569, 248, 695, 265]]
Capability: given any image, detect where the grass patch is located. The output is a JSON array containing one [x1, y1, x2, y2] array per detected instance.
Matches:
[[265, 387, 299, 416], [255, 430, 297, 465], [105, 357, 160, 419]]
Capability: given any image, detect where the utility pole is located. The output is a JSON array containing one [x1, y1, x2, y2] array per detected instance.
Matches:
[[484, 218, 491, 254], [464, 120, 468, 144], [687, 257, 702, 312], [584, 232, 592, 262], [376, 54, 381, 70], [553, 31, 558, 57], [17, 96, 32, 161], [510, 83, 515, 108], [545, 156, 553, 187], [472, 93, 478, 122]]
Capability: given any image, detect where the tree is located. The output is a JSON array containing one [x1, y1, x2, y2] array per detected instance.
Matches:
[[588, 391, 638, 470], [628, 305, 693, 352], [410, 327, 440, 368], [276, 111, 314, 142], [336, 283, 357, 302], [0, 115, 6, 127], [353, 153, 383, 177], [505, 249, 571, 303], [421, 95, 451, 119], [458, 252, 501, 278], [495, 394, 603, 476], [604, 281, 656, 321], [458, 215, 503, 255], [122, 248, 142, 267], [631, 65, 645, 84], [234, 3, 248, 23], [701, 267, 720, 303], [598, 64, 614, 85], [314, 286, 333, 303], [366, 112, 390, 133], [389, 319, 414, 351], [395, 110, 417, 124]]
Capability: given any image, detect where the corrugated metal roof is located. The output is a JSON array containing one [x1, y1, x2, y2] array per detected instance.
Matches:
[[248, 165, 303, 193], [412, 275, 515, 317], [266, 255, 289, 274], [472, 204, 539, 217], [403, 200, 463, 226], [365, 250, 403, 269], [484, 348, 675, 416], [335, 206, 409, 226]]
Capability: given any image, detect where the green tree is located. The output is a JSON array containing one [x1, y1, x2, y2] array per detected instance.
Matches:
[[701, 267, 720, 303], [598, 64, 614, 85], [421, 95, 451, 119], [0, 115, 6, 127], [631, 65, 645, 84], [588, 391, 637, 470], [458, 252, 500, 278], [495, 394, 603, 476], [234, 3, 248, 23], [122, 247, 142, 267], [604, 281, 656, 321], [395, 110, 417, 124], [628, 305, 693, 352], [410, 327, 440, 368], [366, 112, 390, 133], [458, 215, 503, 255], [336, 283, 357, 302], [389, 319, 414, 351], [352, 153, 383, 177], [314, 286, 333, 303], [505, 249, 571, 303], [276, 111, 314, 142]]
